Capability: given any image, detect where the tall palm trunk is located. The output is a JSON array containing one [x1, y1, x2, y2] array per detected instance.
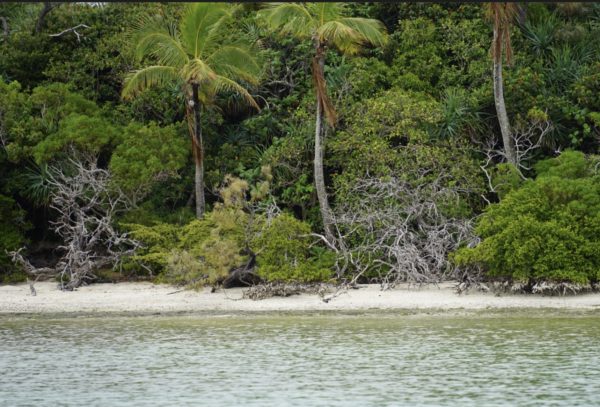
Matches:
[[492, 21, 517, 167], [191, 83, 205, 219], [313, 48, 335, 242]]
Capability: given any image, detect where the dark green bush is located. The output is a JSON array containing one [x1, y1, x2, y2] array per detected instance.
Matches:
[[0, 195, 30, 283], [454, 151, 600, 286]]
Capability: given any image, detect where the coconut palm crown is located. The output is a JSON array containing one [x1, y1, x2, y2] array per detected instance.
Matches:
[[122, 3, 262, 218]]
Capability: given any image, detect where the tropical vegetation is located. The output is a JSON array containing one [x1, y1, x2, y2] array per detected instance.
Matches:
[[1, 2, 600, 292]]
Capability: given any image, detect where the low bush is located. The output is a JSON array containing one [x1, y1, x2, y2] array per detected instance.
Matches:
[[124, 177, 335, 287], [252, 214, 335, 283], [453, 151, 600, 288]]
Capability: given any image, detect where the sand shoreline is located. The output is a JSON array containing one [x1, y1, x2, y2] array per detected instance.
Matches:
[[1, 281, 600, 315]]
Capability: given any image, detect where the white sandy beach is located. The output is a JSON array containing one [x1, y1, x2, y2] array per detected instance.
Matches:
[[1, 282, 600, 314]]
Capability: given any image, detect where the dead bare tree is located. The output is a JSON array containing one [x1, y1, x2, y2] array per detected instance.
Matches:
[[11, 152, 139, 290], [477, 115, 553, 196], [316, 171, 476, 290]]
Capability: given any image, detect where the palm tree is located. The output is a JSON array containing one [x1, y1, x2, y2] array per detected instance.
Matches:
[[259, 3, 387, 242], [122, 3, 261, 218], [486, 2, 518, 167]]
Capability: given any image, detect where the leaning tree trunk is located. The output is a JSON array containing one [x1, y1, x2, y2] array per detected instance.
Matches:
[[191, 83, 205, 219], [492, 28, 517, 167], [313, 50, 335, 243]]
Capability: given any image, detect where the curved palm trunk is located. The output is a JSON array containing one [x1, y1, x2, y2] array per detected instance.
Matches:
[[191, 84, 205, 219], [313, 50, 335, 242], [492, 28, 517, 167]]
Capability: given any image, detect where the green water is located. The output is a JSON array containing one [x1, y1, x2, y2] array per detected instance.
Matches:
[[1, 312, 599, 406]]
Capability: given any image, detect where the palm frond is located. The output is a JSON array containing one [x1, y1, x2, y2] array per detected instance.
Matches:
[[338, 17, 388, 48], [121, 66, 179, 99], [184, 58, 217, 84], [136, 33, 188, 69], [258, 3, 315, 39], [21, 162, 53, 207], [307, 3, 345, 25], [208, 45, 262, 84], [318, 21, 361, 54], [180, 2, 231, 58], [212, 76, 260, 111], [486, 2, 520, 65], [312, 57, 337, 127], [123, 2, 262, 114]]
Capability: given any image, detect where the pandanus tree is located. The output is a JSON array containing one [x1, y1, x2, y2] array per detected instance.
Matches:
[[259, 3, 387, 242], [122, 3, 261, 218], [486, 2, 519, 167]]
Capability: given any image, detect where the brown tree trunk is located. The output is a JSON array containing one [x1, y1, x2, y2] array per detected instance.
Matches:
[[492, 28, 517, 167], [313, 49, 335, 243], [34, 2, 59, 35], [191, 84, 205, 219]]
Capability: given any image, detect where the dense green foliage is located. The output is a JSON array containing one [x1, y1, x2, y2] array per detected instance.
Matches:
[[252, 214, 335, 283], [0, 195, 30, 282], [454, 152, 600, 286], [1, 2, 600, 289]]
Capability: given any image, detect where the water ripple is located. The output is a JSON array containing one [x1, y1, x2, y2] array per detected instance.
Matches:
[[1, 314, 599, 406]]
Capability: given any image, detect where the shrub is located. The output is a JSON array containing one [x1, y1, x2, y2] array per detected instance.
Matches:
[[124, 171, 336, 287], [251, 214, 335, 283], [124, 209, 246, 286], [453, 151, 600, 287], [127, 210, 335, 286]]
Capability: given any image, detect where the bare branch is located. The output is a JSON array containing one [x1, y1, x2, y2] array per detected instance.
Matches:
[[49, 24, 90, 42], [475, 114, 553, 193], [34, 2, 62, 35]]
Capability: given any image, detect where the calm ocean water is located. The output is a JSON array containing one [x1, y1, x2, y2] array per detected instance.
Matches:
[[1, 312, 599, 406]]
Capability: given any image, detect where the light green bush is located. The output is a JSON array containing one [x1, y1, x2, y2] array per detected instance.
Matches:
[[126, 208, 335, 286]]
